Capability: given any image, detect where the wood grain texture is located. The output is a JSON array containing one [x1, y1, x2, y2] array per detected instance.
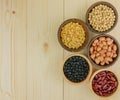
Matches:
[[27, 0, 64, 100], [0, 0, 120, 100]]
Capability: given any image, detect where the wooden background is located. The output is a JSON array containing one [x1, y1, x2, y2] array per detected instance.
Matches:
[[0, 0, 120, 100]]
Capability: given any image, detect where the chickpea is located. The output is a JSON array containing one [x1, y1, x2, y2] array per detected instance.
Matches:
[[98, 56, 104, 62], [97, 46, 101, 51], [95, 58, 100, 64], [113, 53, 117, 58], [90, 47, 93, 53], [113, 44, 117, 51], [110, 52, 114, 58], [102, 41, 107, 45], [91, 54, 95, 60], [93, 39, 99, 44], [100, 61, 105, 65], [107, 39, 113, 45], [94, 46, 97, 51], [108, 46, 112, 52], [106, 52, 111, 57], [99, 37, 106, 41], [103, 45, 108, 50], [96, 53, 100, 57]]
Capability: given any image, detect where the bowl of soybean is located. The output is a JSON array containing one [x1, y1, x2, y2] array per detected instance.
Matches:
[[86, 1, 118, 34], [63, 54, 92, 85], [58, 18, 89, 52]]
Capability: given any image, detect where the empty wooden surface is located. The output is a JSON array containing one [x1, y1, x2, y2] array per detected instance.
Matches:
[[0, 0, 120, 100]]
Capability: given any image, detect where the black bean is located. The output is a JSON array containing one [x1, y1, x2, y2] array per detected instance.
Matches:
[[63, 56, 89, 83]]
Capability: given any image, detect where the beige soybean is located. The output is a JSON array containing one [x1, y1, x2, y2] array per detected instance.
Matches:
[[88, 4, 116, 32]]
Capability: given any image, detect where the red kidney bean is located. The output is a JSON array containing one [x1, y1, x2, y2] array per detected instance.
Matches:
[[95, 91, 100, 95], [107, 86, 112, 91], [102, 93, 109, 96], [111, 83, 115, 89], [111, 76, 116, 81], [98, 81, 103, 85], [97, 77, 102, 82], [99, 91, 102, 96], [103, 84, 109, 90], [107, 75, 111, 80], [99, 71, 106, 77], [108, 81, 114, 84], [95, 75, 98, 79], [115, 81, 118, 87], [108, 91, 111, 94], [112, 88, 117, 92], [101, 77, 105, 81], [93, 84, 101, 91], [102, 80, 107, 86], [102, 89, 108, 93], [92, 70, 118, 97], [92, 80, 95, 85], [107, 72, 114, 77]]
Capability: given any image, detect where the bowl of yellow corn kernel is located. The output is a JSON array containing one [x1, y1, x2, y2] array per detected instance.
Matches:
[[86, 1, 118, 34], [58, 18, 89, 52]]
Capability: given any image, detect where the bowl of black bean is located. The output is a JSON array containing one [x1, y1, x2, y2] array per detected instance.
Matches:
[[63, 54, 92, 85]]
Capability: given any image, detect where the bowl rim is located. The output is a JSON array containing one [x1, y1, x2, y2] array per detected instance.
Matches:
[[62, 54, 92, 85], [89, 69, 119, 98], [58, 18, 89, 52], [87, 34, 120, 69], [86, 1, 118, 34]]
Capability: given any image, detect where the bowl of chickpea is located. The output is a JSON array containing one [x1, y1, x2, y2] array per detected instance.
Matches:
[[58, 18, 89, 52], [86, 1, 118, 34], [88, 34, 119, 68]]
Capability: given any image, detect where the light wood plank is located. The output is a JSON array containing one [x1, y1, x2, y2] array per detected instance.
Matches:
[[10, 0, 27, 100], [0, 0, 14, 100], [27, 0, 64, 100]]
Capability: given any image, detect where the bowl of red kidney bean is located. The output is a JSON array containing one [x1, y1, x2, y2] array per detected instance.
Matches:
[[90, 69, 119, 97], [63, 54, 92, 85]]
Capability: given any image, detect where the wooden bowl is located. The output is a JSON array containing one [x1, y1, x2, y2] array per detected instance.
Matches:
[[88, 34, 119, 69], [86, 1, 118, 34], [62, 54, 92, 85], [58, 18, 89, 52], [90, 69, 119, 98]]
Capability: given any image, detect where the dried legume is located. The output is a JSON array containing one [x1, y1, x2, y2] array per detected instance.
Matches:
[[88, 4, 116, 32], [92, 70, 118, 97], [89, 36, 118, 66], [63, 56, 89, 83]]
